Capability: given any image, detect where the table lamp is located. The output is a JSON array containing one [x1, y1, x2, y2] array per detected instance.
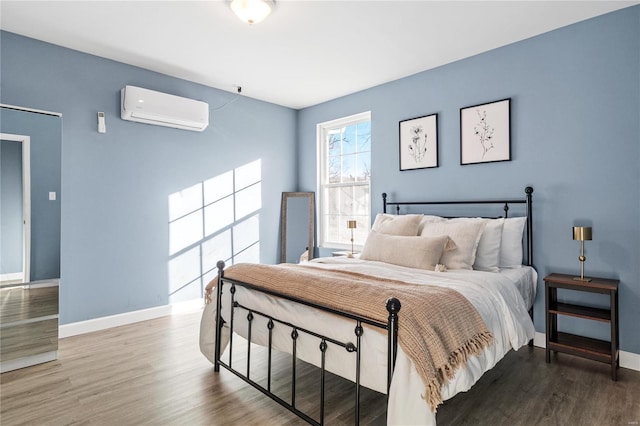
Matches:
[[572, 226, 592, 282], [347, 220, 357, 258]]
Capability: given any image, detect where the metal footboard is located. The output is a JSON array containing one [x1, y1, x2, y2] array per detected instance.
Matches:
[[213, 261, 401, 426]]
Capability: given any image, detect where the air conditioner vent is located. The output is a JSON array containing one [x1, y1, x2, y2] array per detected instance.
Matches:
[[121, 85, 209, 132]]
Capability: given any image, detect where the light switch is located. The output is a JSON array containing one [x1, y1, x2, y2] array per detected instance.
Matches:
[[49, 192, 56, 201]]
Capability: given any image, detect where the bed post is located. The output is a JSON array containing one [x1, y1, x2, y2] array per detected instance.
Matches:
[[386, 297, 401, 394], [214, 260, 226, 372], [382, 192, 388, 214], [524, 187, 535, 347], [525, 186, 534, 267]]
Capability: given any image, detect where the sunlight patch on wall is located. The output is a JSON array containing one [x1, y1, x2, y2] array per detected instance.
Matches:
[[168, 159, 261, 304]]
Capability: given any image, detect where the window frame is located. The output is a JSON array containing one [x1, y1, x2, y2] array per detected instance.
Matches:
[[316, 111, 371, 250]]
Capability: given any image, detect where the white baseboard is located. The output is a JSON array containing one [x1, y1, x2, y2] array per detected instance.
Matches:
[[533, 331, 546, 348], [0, 272, 23, 282], [533, 331, 640, 372], [0, 279, 59, 289], [59, 299, 203, 339], [25, 279, 59, 289], [620, 351, 640, 371]]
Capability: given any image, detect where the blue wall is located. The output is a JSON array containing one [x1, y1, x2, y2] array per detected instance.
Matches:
[[0, 31, 297, 324], [0, 109, 62, 281], [298, 7, 640, 354]]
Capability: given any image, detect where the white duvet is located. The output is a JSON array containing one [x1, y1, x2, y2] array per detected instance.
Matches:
[[200, 257, 536, 425]]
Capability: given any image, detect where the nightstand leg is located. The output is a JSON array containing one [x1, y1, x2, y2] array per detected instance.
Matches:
[[545, 284, 551, 363], [611, 289, 618, 381]]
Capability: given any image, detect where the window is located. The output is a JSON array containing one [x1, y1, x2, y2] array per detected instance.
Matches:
[[317, 112, 371, 249]]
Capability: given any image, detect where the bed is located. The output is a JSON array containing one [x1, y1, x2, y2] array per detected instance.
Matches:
[[200, 187, 536, 425]]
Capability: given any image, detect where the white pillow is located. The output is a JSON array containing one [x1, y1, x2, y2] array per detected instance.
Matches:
[[371, 213, 423, 236], [499, 217, 527, 268], [473, 218, 505, 272], [420, 219, 487, 270], [360, 231, 453, 271], [417, 215, 444, 234]]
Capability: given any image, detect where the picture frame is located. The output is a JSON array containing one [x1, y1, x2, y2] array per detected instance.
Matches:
[[460, 98, 511, 165], [399, 113, 438, 171]]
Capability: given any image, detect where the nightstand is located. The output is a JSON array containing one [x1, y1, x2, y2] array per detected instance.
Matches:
[[544, 273, 619, 380]]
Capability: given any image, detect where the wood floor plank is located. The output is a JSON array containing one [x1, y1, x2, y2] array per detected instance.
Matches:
[[1, 309, 638, 425]]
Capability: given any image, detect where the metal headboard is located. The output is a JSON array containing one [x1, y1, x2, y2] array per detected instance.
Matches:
[[381, 186, 534, 266]]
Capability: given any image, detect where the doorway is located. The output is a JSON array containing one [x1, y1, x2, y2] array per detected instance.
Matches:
[[0, 133, 31, 286]]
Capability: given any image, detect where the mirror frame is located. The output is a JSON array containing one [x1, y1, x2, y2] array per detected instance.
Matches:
[[280, 192, 315, 263]]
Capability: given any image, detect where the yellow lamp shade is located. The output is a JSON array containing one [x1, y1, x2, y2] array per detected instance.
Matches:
[[572, 226, 592, 241]]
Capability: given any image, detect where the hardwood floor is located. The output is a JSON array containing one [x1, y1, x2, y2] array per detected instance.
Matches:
[[1, 309, 638, 425]]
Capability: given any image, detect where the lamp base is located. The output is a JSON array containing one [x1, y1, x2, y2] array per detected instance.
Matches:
[[573, 276, 592, 282], [347, 253, 354, 258]]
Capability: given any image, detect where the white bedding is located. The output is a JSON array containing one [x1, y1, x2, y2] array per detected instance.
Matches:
[[200, 257, 536, 425]]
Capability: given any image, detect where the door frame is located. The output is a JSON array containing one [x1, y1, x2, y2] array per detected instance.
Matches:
[[1, 133, 31, 283]]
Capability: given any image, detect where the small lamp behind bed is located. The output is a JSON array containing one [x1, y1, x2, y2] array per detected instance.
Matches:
[[572, 226, 592, 282], [347, 220, 357, 258]]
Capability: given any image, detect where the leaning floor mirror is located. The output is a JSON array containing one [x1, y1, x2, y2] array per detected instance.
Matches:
[[280, 192, 315, 264]]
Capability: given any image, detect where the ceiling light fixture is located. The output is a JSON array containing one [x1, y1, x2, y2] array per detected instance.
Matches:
[[230, 0, 275, 25]]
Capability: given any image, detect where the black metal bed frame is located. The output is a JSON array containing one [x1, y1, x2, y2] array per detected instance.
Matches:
[[213, 186, 534, 425], [383, 186, 534, 267], [214, 264, 400, 425]]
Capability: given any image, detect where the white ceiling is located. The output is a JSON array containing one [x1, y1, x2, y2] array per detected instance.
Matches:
[[1, 1, 637, 109]]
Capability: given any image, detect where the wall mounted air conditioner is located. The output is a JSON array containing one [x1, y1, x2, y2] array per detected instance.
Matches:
[[121, 85, 209, 132]]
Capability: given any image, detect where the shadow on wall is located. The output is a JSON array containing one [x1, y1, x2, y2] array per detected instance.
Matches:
[[167, 159, 262, 303]]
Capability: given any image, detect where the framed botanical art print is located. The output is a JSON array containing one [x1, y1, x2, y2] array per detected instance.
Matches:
[[399, 113, 438, 171], [460, 98, 511, 165]]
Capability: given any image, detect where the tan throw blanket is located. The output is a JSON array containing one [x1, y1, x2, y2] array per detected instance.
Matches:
[[221, 263, 493, 411]]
